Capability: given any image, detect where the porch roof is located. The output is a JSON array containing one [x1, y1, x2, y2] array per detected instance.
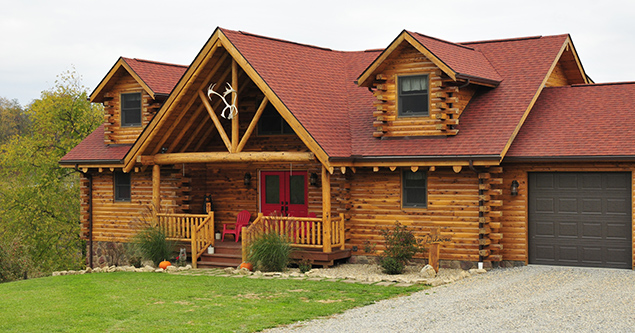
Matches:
[[59, 124, 130, 165]]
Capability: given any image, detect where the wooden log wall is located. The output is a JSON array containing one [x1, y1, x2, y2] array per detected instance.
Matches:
[[102, 74, 158, 145], [200, 162, 346, 233], [80, 168, 181, 243], [545, 60, 570, 87], [371, 42, 477, 138], [346, 167, 481, 261], [499, 162, 635, 267]]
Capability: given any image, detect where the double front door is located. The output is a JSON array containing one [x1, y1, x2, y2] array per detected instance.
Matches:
[[260, 171, 308, 217]]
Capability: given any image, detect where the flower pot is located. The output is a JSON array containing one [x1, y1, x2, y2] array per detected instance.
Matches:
[[208, 246, 215, 254], [215, 233, 221, 240]]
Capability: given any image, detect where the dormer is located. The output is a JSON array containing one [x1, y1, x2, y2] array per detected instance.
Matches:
[[357, 31, 502, 138], [89, 57, 187, 145]]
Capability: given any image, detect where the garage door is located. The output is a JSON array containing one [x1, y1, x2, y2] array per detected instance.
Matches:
[[529, 172, 632, 269]]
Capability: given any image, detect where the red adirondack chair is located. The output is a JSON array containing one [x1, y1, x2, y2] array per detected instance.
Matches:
[[222, 210, 251, 242]]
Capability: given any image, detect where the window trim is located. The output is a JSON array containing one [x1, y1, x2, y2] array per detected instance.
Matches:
[[401, 168, 428, 209], [120, 92, 142, 127], [397, 74, 430, 118], [114, 171, 131, 202]]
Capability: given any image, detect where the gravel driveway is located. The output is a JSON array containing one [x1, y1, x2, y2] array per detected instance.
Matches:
[[267, 265, 635, 332]]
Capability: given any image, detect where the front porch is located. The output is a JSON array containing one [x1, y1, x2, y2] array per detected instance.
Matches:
[[154, 164, 351, 268], [159, 210, 350, 268]]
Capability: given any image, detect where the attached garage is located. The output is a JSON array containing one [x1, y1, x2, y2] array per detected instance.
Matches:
[[528, 172, 632, 268]]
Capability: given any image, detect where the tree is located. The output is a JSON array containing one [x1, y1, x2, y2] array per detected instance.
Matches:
[[0, 97, 28, 144], [0, 69, 102, 274]]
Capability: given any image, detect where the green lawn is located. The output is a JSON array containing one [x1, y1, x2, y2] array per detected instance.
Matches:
[[0, 272, 426, 332]]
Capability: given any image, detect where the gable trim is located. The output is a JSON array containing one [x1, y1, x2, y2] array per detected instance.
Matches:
[[123, 28, 333, 173], [499, 36, 578, 161], [90, 58, 156, 103]]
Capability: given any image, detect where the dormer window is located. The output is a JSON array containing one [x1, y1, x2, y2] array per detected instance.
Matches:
[[398, 75, 429, 117], [121, 92, 142, 126]]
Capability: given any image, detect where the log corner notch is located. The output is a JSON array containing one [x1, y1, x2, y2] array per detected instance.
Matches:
[[477, 166, 504, 262]]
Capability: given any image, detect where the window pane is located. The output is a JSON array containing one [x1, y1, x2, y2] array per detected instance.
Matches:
[[114, 172, 131, 201], [399, 75, 429, 117], [400, 94, 428, 115], [289, 175, 305, 205], [121, 93, 141, 126], [402, 170, 427, 207], [265, 175, 280, 204], [401, 75, 427, 93]]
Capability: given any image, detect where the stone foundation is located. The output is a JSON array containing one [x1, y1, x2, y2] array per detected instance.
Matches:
[[347, 255, 525, 270], [87, 241, 136, 268]]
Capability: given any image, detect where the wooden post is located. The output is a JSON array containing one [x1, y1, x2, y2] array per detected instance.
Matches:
[[322, 165, 332, 253], [191, 226, 197, 269], [152, 164, 161, 217], [339, 213, 346, 250], [424, 228, 452, 273], [231, 59, 239, 153]]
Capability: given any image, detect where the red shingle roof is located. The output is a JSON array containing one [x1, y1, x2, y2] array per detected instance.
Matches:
[[122, 58, 187, 96], [66, 29, 601, 166], [408, 32, 503, 84], [507, 83, 635, 158], [59, 124, 131, 164]]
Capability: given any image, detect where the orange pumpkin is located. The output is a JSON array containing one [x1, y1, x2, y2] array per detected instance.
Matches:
[[239, 262, 253, 271], [159, 260, 171, 270]]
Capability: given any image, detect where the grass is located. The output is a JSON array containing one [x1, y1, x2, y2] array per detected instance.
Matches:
[[0, 271, 427, 332]]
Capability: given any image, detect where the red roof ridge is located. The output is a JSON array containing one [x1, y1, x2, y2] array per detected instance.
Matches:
[[461, 35, 546, 45], [407, 31, 475, 51], [569, 81, 635, 88], [232, 29, 335, 52], [122, 57, 187, 69]]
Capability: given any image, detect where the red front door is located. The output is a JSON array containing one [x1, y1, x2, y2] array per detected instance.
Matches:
[[260, 171, 308, 217]]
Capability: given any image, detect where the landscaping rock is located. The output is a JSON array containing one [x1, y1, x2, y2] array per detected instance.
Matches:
[[420, 265, 437, 278], [166, 265, 178, 272], [469, 268, 487, 275], [154, 268, 164, 273], [85, 267, 92, 273], [142, 265, 155, 272]]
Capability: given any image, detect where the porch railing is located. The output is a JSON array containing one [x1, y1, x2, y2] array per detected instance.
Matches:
[[241, 213, 345, 263], [156, 212, 214, 269]]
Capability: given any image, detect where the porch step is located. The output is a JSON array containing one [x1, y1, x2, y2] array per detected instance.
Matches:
[[196, 240, 243, 269]]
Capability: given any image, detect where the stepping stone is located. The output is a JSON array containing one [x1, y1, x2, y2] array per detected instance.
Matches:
[[358, 281, 375, 285], [341, 280, 358, 283], [306, 278, 323, 281], [231, 275, 243, 278], [375, 282, 395, 286], [248, 275, 260, 279], [393, 283, 414, 287], [324, 279, 339, 282]]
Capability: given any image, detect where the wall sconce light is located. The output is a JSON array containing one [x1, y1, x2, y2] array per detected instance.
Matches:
[[244, 172, 252, 186], [511, 180, 519, 196], [309, 172, 318, 186]]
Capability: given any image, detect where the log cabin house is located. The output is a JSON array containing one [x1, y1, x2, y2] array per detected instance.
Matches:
[[61, 27, 635, 270]]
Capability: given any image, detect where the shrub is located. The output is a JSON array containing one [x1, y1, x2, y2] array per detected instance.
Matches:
[[378, 222, 420, 275], [133, 226, 174, 266], [247, 222, 292, 272], [0, 237, 32, 283], [379, 256, 404, 275], [298, 259, 312, 273]]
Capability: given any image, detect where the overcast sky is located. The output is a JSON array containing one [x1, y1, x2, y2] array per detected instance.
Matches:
[[2, 0, 635, 106]]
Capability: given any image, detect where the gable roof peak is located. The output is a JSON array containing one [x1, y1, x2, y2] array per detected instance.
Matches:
[[219, 27, 335, 52]]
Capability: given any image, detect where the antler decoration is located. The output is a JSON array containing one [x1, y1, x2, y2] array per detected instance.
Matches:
[[207, 82, 238, 119]]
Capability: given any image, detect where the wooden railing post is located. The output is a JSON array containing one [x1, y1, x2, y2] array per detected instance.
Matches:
[[191, 225, 197, 269], [322, 166, 332, 253], [152, 164, 161, 220], [339, 213, 345, 250]]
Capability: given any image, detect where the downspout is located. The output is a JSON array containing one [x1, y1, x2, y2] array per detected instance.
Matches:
[[469, 160, 484, 270]]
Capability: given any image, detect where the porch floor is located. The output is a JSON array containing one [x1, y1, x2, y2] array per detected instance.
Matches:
[[193, 240, 352, 269]]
